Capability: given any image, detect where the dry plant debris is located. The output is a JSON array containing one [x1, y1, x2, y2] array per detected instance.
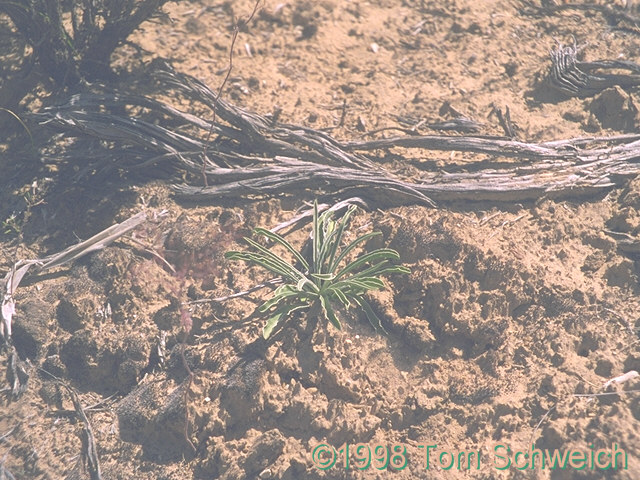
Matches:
[[548, 41, 640, 97], [1, 212, 146, 347], [29, 64, 640, 206]]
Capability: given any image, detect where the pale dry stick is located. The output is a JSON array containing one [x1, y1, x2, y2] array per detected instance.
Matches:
[[604, 229, 640, 255], [573, 389, 640, 398], [0, 426, 16, 444], [384, 210, 407, 222], [529, 403, 557, 446], [185, 278, 283, 306], [491, 105, 517, 139], [479, 212, 501, 226], [54, 393, 119, 417], [338, 99, 348, 128], [344, 134, 568, 159], [124, 236, 176, 274], [487, 214, 527, 240], [361, 126, 418, 138], [0, 108, 33, 144], [39, 369, 102, 480], [620, 338, 640, 354], [606, 372, 639, 390], [576, 372, 600, 389], [540, 133, 640, 148], [172, 157, 434, 205], [201, 0, 262, 186], [40, 212, 147, 270], [0, 459, 16, 480], [531, 379, 640, 445], [65, 386, 102, 480], [502, 214, 527, 226]]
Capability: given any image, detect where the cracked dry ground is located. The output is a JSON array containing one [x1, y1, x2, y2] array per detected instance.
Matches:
[[3, 0, 640, 479]]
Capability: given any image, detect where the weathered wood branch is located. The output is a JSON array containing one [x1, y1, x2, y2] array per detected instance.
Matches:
[[344, 134, 569, 159], [32, 63, 640, 207]]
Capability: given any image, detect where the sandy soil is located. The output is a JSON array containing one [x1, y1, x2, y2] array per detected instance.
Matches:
[[2, 0, 640, 479]]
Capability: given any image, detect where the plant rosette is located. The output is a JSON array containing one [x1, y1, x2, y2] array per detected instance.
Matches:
[[225, 202, 409, 339]]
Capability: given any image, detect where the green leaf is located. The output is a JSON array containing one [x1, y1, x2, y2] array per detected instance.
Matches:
[[316, 207, 353, 274], [319, 294, 341, 330], [253, 227, 309, 272], [325, 207, 354, 270], [312, 201, 320, 272], [330, 231, 381, 272], [326, 285, 351, 308], [224, 200, 408, 339], [263, 302, 309, 338], [310, 273, 336, 281], [351, 264, 411, 279], [296, 276, 319, 293], [244, 237, 306, 281], [258, 285, 302, 313], [263, 313, 282, 339], [347, 277, 386, 291], [227, 250, 298, 281], [352, 296, 387, 334], [316, 216, 335, 268], [334, 248, 401, 280]]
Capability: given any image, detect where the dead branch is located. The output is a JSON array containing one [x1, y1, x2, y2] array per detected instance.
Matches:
[[43, 378, 102, 480], [31, 63, 640, 208], [343, 134, 565, 158], [202, 0, 263, 185], [37, 368, 102, 479]]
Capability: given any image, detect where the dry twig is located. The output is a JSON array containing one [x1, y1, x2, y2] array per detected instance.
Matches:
[[39, 369, 102, 480], [201, 0, 262, 186]]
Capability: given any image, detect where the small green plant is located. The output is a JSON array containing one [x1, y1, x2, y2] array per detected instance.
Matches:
[[225, 202, 410, 339], [2, 213, 21, 236]]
